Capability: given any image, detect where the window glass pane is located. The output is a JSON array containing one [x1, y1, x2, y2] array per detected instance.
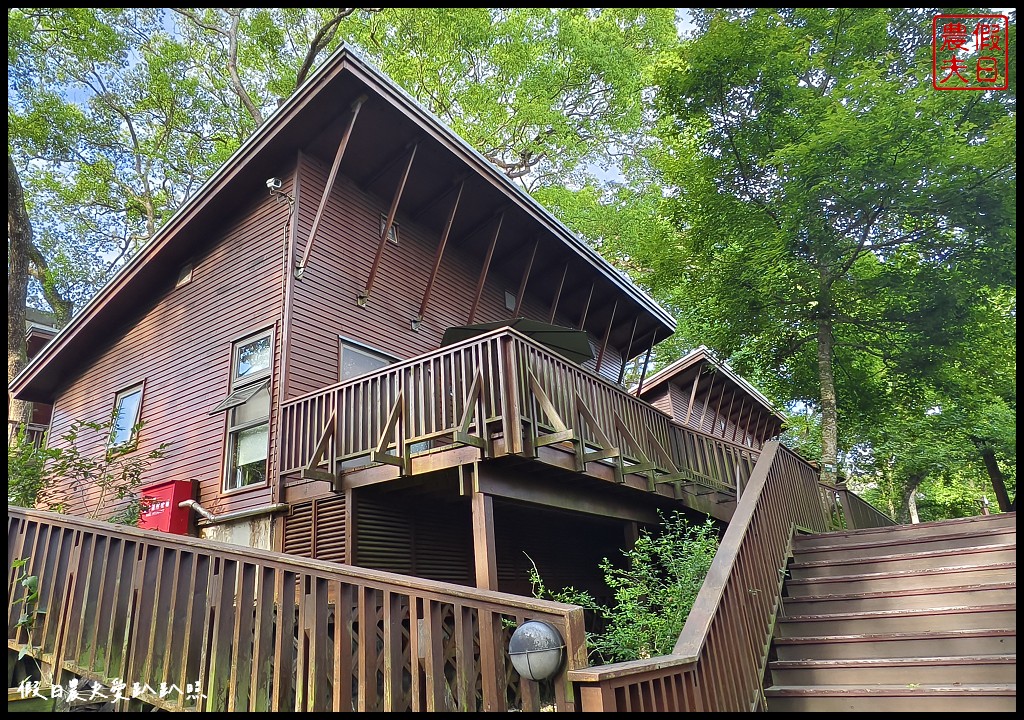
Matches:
[[229, 423, 268, 489], [341, 345, 391, 381], [111, 389, 143, 445], [232, 385, 270, 426], [236, 335, 271, 380]]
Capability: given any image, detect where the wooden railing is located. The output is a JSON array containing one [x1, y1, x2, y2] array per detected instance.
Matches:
[[8, 421, 48, 448], [836, 481, 898, 529], [281, 328, 758, 497], [567, 442, 836, 712], [7, 507, 587, 712], [670, 421, 759, 496]]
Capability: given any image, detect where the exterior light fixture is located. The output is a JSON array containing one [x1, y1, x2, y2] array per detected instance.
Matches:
[[508, 620, 565, 682]]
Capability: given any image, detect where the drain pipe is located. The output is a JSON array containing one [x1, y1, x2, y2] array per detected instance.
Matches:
[[178, 499, 289, 525]]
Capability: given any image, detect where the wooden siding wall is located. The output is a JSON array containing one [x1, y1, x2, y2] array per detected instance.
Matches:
[[353, 490, 474, 586], [43, 181, 293, 519], [666, 374, 771, 449], [284, 155, 622, 401], [646, 386, 673, 418]]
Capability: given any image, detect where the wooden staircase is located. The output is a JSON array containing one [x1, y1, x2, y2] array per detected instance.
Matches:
[[765, 512, 1017, 712]]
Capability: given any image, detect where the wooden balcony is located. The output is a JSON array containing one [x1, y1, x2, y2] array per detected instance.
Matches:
[[281, 328, 762, 519], [8, 421, 48, 448]]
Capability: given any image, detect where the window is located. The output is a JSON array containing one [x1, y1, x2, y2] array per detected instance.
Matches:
[[175, 263, 194, 288], [504, 290, 516, 311], [110, 384, 144, 446], [379, 214, 399, 245], [212, 329, 273, 492], [340, 338, 394, 382], [232, 331, 272, 384], [225, 382, 270, 490]]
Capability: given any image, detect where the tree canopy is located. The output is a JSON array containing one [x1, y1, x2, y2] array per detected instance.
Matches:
[[613, 9, 1015, 511]]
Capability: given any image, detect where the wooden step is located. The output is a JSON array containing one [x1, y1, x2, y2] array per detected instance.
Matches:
[[767, 655, 1017, 687], [773, 628, 1016, 661], [775, 604, 1016, 637], [792, 527, 1017, 561], [764, 684, 1017, 712], [781, 582, 1016, 614], [783, 562, 1016, 596], [787, 543, 1016, 579], [794, 512, 1017, 548]]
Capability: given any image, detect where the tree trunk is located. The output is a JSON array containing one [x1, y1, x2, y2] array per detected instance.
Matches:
[[7, 154, 32, 426], [899, 473, 925, 524], [977, 443, 1013, 513], [817, 309, 838, 486]]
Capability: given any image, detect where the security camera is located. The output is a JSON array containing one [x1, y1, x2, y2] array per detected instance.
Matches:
[[266, 177, 282, 190]]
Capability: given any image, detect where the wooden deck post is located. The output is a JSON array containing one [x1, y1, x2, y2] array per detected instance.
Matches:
[[471, 486, 507, 711], [471, 489, 498, 591]]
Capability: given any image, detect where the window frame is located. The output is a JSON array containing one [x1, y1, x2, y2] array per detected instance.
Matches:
[[379, 213, 399, 245], [109, 382, 146, 448], [339, 336, 396, 382], [221, 328, 275, 494], [230, 328, 273, 387]]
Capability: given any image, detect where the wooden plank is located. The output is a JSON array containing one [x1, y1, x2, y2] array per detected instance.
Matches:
[[454, 604, 475, 711], [423, 600, 445, 711], [512, 238, 539, 318], [357, 585, 376, 712], [617, 316, 639, 385], [382, 590, 402, 711], [296, 95, 366, 275], [478, 608, 506, 711], [360, 142, 418, 302], [684, 369, 702, 425], [547, 263, 569, 323], [454, 370, 486, 449], [333, 582, 355, 712], [595, 299, 617, 374], [467, 213, 504, 323], [302, 410, 336, 484], [371, 391, 407, 472]]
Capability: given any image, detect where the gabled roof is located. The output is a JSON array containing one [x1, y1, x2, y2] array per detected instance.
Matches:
[[12, 44, 675, 403], [634, 346, 786, 423]]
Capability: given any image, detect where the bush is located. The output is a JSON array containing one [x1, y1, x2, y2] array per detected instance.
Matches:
[[8, 414, 169, 526], [7, 426, 50, 508], [530, 511, 720, 664], [47, 416, 169, 524]]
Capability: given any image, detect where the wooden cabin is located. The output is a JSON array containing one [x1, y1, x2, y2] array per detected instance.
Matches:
[[7, 308, 57, 446], [12, 46, 765, 603], [8, 46, 922, 716], [636, 346, 785, 449]]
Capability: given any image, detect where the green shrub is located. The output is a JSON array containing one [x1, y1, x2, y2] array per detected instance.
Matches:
[[7, 426, 50, 508], [48, 416, 169, 524], [531, 511, 720, 664], [8, 415, 169, 526]]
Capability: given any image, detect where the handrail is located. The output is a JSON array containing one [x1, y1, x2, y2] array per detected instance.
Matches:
[[280, 328, 759, 496], [282, 326, 515, 408], [8, 506, 587, 712], [568, 442, 832, 711], [836, 481, 897, 528]]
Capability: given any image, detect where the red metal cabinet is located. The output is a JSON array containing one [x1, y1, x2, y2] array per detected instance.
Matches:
[[138, 479, 194, 534]]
